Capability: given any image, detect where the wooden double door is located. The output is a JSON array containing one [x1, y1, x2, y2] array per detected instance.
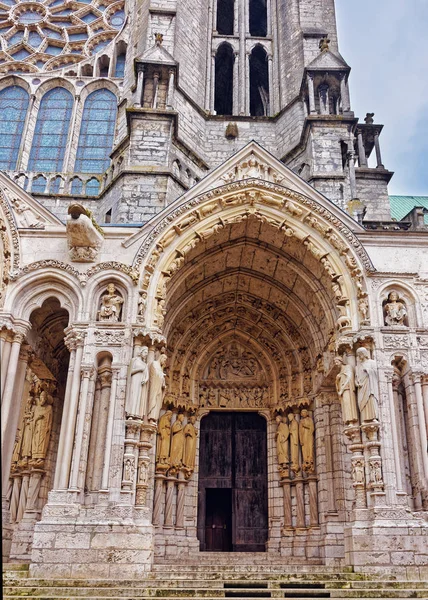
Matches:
[[197, 412, 268, 552]]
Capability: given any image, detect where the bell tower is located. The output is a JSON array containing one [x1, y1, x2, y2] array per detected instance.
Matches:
[[114, 0, 392, 224]]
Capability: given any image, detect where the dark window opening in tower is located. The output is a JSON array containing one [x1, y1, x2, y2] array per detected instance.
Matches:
[[215, 43, 234, 116], [249, 45, 269, 116], [249, 0, 267, 37], [217, 0, 234, 35]]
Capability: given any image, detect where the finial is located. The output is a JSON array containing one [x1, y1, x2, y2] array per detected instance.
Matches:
[[364, 112, 375, 124], [319, 37, 330, 52], [155, 32, 163, 46]]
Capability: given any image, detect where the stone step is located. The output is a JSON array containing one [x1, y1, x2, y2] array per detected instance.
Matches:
[[3, 594, 428, 600]]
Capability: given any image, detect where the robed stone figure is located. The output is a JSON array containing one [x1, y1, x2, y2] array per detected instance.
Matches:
[[288, 413, 300, 474], [157, 410, 172, 465], [170, 414, 185, 468], [275, 415, 289, 467], [334, 357, 359, 425], [299, 409, 315, 473], [126, 346, 149, 418], [31, 391, 53, 465], [147, 352, 167, 423], [355, 348, 379, 422]]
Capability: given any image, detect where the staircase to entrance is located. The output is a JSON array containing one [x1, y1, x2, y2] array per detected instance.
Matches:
[[4, 561, 428, 600]]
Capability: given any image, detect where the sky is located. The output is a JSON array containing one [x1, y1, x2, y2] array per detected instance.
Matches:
[[335, 0, 428, 196]]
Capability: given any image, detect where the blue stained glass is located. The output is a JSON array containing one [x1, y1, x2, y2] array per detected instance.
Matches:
[[11, 47, 31, 59], [8, 31, 25, 46], [45, 44, 62, 55], [0, 86, 29, 169], [0, 27, 11, 35], [51, 20, 73, 27], [86, 177, 99, 195], [1, 0, 15, 6], [32, 174, 47, 193], [35, 60, 46, 68], [54, 9, 72, 15], [110, 9, 125, 29], [75, 89, 116, 174], [28, 87, 73, 172], [50, 0, 64, 6], [114, 52, 125, 77], [68, 32, 87, 41], [19, 11, 42, 24], [42, 28, 62, 39], [91, 39, 109, 53], [81, 12, 98, 23], [50, 175, 62, 193], [71, 177, 83, 194], [28, 31, 43, 47]]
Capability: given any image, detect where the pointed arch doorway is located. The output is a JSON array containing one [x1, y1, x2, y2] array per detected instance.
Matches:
[[197, 411, 268, 552]]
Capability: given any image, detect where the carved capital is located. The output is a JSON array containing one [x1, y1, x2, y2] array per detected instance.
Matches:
[[13, 331, 26, 345]]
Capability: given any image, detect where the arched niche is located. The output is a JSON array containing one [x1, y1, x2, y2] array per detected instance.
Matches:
[[249, 45, 269, 116], [215, 42, 234, 116]]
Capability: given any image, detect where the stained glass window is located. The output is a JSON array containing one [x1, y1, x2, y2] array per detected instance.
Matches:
[[86, 177, 100, 195], [0, 86, 29, 170], [75, 89, 116, 173], [71, 177, 83, 194], [28, 87, 73, 172], [32, 174, 47, 193], [114, 52, 125, 77]]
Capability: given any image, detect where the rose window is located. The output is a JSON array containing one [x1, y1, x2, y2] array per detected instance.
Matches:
[[0, 0, 126, 72]]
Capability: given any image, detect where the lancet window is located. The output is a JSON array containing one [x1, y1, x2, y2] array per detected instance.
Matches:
[[249, 0, 267, 37], [214, 42, 235, 116], [28, 88, 73, 173], [216, 0, 234, 35], [249, 45, 269, 116], [0, 86, 29, 170], [75, 89, 117, 174]]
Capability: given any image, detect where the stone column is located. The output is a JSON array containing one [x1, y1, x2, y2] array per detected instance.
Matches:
[[210, 52, 216, 113], [340, 74, 351, 112], [1, 329, 13, 392], [54, 331, 85, 490], [307, 74, 316, 114], [245, 51, 251, 115], [374, 132, 384, 168], [121, 419, 141, 496], [175, 471, 186, 528], [280, 479, 292, 529], [267, 54, 273, 116], [422, 376, 428, 435], [91, 363, 112, 492], [403, 373, 425, 510], [233, 51, 239, 114], [1, 335, 30, 493], [295, 476, 305, 528], [135, 66, 145, 107], [152, 71, 160, 109], [152, 474, 165, 525], [357, 131, 368, 167], [16, 471, 30, 522], [204, 0, 214, 110], [412, 374, 428, 482], [100, 367, 120, 492], [164, 476, 176, 527], [166, 69, 175, 109], [238, 0, 246, 115], [386, 371, 404, 494], [9, 475, 21, 522], [347, 148, 357, 199], [308, 478, 319, 526], [69, 366, 94, 491]]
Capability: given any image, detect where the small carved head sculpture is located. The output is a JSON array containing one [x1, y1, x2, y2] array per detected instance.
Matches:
[[388, 291, 399, 302], [288, 413, 295, 422], [140, 346, 149, 360], [177, 413, 184, 423], [301, 409, 308, 418], [276, 415, 282, 425], [107, 283, 116, 295], [159, 352, 167, 367], [356, 347, 370, 362], [189, 415, 196, 425], [334, 356, 344, 368]]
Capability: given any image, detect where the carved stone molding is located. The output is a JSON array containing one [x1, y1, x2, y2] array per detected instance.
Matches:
[[383, 334, 411, 349], [94, 329, 127, 345]]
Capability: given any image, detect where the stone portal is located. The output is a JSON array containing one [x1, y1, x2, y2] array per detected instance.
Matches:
[[197, 412, 268, 552]]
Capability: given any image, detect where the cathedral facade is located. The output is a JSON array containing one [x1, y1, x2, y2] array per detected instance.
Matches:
[[1, 0, 428, 579]]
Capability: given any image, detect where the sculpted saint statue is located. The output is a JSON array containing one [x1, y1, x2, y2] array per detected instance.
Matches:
[[156, 410, 172, 465], [98, 283, 124, 322], [334, 357, 359, 425], [299, 409, 315, 473], [288, 413, 300, 474], [355, 348, 379, 422], [31, 391, 54, 467], [170, 413, 185, 468], [147, 352, 167, 423], [19, 401, 35, 466], [384, 291, 407, 326], [125, 346, 149, 418], [183, 415, 198, 471], [275, 415, 289, 466]]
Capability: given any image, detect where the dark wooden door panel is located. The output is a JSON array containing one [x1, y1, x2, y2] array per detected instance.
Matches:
[[198, 411, 268, 552]]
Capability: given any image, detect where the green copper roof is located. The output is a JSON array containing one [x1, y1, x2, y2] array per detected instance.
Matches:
[[389, 196, 428, 223]]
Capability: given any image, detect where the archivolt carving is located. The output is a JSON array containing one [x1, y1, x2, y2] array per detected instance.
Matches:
[[133, 180, 375, 275]]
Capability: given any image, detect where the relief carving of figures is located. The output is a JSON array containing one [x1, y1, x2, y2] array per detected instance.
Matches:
[[126, 346, 149, 418], [334, 357, 359, 425], [355, 348, 379, 423], [169, 414, 185, 469], [124, 457, 135, 482], [138, 291, 147, 321], [384, 291, 407, 326], [351, 458, 365, 485], [288, 413, 300, 474], [183, 416, 198, 474], [156, 410, 172, 467], [147, 351, 167, 423], [98, 284, 124, 322], [299, 409, 315, 473], [31, 391, 54, 467], [275, 415, 289, 467]]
